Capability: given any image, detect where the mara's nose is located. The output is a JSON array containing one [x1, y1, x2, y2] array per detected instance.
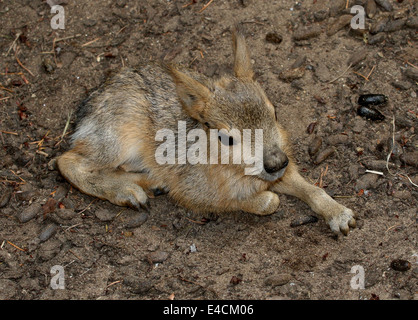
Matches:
[[264, 151, 289, 174]]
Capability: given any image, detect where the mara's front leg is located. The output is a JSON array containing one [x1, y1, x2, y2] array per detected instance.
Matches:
[[270, 164, 356, 235]]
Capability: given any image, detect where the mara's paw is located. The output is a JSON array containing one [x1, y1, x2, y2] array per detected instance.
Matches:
[[147, 186, 170, 198], [327, 207, 356, 236], [111, 184, 150, 211], [254, 191, 280, 216]]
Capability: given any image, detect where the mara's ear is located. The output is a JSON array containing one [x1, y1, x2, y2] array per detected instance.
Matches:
[[165, 64, 212, 122], [232, 24, 254, 80]]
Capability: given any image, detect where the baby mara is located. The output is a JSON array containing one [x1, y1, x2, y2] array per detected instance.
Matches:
[[57, 25, 356, 236]]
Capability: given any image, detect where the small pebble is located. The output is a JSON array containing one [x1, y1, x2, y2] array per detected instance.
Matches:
[[147, 251, 169, 263], [55, 208, 78, 220], [347, 49, 368, 67], [326, 15, 352, 36], [348, 164, 360, 180], [313, 147, 335, 165], [17, 203, 42, 223], [293, 25, 322, 40], [264, 274, 292, 287], [327, 134, 349, 146], [95, 208, 117, 222], [330, 0, 346, 17], [368, 33, 386, 45], [291, 56, 307, 69], [400, 152, 418, 168], [61, 197, 75, 209], [384, 19, 406, 32], [355, 173, 379, 192], [404, 68, 418, 82], [406, 16, 418, 29], [362, 160, 396, 171], [38, 223, 58, 242], [38, 239, 61, 261], [313, 9, 329, 22], [279, 67, 305, 82], [370, 17, 390, 34], [0, 189, 12, 208], [124, 211, 149, 228], [124, 276, 153, 294], [390, 259, 411, 272], [83, 19, 97, 27], [366, 0, 377, 18], [375, 0, 393, 12], [394, 115, 414, 129], [392, 190, 411, 199], [1, 155, 13, 168], [393, 8, 409, 20], [290, 215, 318, 227], [308, 136, 322, 156], [53, 185, 68, 201], [391, 80, 412, 91]]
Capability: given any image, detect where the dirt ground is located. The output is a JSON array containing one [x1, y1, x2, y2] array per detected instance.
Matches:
[[0, 0, 417, 300]]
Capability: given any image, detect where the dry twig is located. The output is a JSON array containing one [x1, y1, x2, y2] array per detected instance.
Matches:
[[199, 0, 214, 13], [53, 34, 82, 43], [386, 116, 396, 176], [6, 32, 21, 56], [352, 65, 376, 81], [406, 61, 418, 70], [10, 170, 26, 183], [81, 37, 101, 47], [7, 240, 26, 252], [182, 0, 196, 8], [328, 63, 352, 83], [384, 115, 418, 189], [15, 49, 35, 77], [0, 86, 14, 93], [106, 280, 123, 289]]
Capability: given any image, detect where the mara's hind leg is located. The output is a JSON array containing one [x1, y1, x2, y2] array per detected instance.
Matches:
[[238, 191, 280, 216], [57, 149, 153, 210]]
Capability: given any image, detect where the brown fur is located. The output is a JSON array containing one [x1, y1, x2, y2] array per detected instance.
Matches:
[[57, 25, 356, 235]]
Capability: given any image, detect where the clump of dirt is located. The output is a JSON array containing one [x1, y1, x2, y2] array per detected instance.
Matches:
[[0, 0, 417, 300]]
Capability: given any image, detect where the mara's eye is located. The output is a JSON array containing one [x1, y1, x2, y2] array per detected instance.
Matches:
[[218, 132, 234, 146]]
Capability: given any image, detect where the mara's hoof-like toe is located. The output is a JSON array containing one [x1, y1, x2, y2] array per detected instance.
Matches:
[[327, 208, 357, 236]]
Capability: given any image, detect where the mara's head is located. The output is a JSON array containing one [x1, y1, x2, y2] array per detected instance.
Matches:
[[166, 24, 289, 182]]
